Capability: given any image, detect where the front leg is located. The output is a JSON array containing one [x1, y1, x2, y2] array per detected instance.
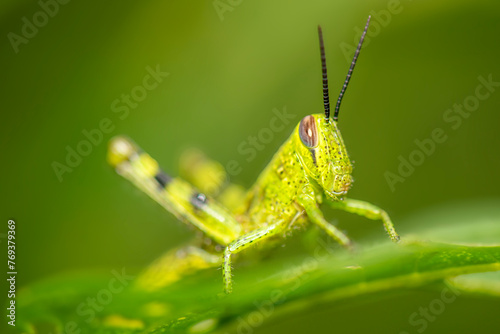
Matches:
[[327, 198, 400, 242], [223, 221, 286, 294], [297, 191, 353, 250]]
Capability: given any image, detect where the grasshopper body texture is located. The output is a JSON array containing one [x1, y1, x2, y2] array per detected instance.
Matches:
[[108, 16, 399, 294]]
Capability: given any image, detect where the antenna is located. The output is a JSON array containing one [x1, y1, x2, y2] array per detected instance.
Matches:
[[317, 25, 330, 121], [333, 16, 371, 122]]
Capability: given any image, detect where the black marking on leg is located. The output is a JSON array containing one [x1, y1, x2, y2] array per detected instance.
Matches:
[[310, 149, 317, 166], [154, 170, 172, 189], [190, 192, 208, 210]]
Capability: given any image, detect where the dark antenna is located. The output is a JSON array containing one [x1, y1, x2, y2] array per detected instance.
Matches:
[[317, 25, 330, 121], [333, 15, 371, 122]]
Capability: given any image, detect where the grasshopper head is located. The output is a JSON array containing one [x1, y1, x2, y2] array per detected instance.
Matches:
[[297, 20, 369, 199], [295, 114, 353, 200]]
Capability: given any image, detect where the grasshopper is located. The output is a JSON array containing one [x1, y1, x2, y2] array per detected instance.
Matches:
[[108, 16, 399, 294]]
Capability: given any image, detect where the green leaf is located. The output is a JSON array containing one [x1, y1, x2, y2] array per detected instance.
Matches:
[[448, 271, 500, 297], [16, 244, 500, 333], [16, 201, 500, 333]]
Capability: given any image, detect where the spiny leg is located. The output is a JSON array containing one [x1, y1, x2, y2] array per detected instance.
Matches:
[[298, 195, 353, 250], [327, 198, 400, 242], [223, 221, 287, 294], [135, 244, 221, 292]]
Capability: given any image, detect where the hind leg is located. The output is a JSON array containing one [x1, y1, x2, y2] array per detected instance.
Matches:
[[179, 148, 246, 210], [135, 244, 221, 291]]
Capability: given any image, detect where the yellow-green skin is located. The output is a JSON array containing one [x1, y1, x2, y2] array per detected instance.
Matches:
[[107, 12, 398, 295], [241, 114, 353, 232], [108, 113, 399, 294]]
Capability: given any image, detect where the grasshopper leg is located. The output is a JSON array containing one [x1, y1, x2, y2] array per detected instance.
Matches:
[[108, 136, 243, 246], [135, 244, 221, 291], [328, 198, 400, 242], [298, 195, 353, 250], [178, 148, 246, 211], [223, 221, 287, 294], [179, 148, 228, 197]]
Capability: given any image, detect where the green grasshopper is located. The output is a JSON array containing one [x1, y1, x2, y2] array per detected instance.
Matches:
[[108, 16, 399, 294]]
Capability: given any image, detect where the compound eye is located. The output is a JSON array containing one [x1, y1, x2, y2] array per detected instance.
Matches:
[[299, 115, 318, 148]]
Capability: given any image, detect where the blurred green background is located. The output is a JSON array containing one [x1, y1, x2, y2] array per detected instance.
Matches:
[[1, 0, 499, 333]]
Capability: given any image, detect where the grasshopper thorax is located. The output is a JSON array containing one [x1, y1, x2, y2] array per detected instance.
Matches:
[[295, 114, 353, 200]]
